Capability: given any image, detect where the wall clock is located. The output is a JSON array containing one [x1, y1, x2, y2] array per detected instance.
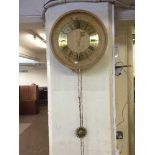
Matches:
[[50, 10, 108, 70]]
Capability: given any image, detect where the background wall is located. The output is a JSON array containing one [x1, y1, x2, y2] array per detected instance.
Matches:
[[19, 66, 47, 87]]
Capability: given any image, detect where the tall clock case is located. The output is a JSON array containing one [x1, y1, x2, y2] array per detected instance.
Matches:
[[50, 10, 108, 70]]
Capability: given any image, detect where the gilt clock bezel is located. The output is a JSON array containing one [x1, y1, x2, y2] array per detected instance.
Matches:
[[49, 10, 108, 70]]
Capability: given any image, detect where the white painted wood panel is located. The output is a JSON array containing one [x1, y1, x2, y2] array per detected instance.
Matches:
[[45, 2, 116, 155]]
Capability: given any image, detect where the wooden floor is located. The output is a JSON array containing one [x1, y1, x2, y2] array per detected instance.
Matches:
[[19, 105, 49, 155]]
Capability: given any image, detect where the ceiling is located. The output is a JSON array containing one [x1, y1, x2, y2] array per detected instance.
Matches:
[[19, 0, 135, 61], [19, 22, 46, 54]]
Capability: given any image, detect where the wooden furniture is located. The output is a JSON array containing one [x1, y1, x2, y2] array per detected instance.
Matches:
[[19, 84, 39, 114]]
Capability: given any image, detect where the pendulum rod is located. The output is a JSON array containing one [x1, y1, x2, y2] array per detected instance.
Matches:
[[81, 139, 84, 155], [77, 69, 84, 155], [78, 69, 83, 127]]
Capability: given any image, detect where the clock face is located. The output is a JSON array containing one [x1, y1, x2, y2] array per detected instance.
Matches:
[[50, 10, 108, 70]]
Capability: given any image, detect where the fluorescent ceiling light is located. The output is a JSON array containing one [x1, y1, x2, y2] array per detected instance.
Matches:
[[39, 32, 46, 40], [26, 33, 46, 49], [19, 56, 39, 64]]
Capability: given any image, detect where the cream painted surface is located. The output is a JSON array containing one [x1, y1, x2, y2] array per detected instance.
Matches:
[[45, 2, 116, 155], [19, 66, 47, 87], [126, 24, 135, 155], [133, 44, 135, 76], [115, 21, 134, 155], [115, 22, 129, 155]]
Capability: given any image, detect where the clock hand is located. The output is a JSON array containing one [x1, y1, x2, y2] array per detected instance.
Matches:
[[75, 31, 86, 63], [75, 32, 82, 63], [77, 31, 84, 53]]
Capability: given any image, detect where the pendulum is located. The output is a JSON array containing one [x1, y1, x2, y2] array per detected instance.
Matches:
[[75, 69, 87, 155], [76, 127, 87, 138]]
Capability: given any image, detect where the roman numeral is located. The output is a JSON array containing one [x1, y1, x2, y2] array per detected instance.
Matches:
[[88, 46, 95, 51]]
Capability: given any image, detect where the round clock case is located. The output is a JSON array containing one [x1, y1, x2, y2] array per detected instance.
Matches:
[[50, 10, 108, 70]]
